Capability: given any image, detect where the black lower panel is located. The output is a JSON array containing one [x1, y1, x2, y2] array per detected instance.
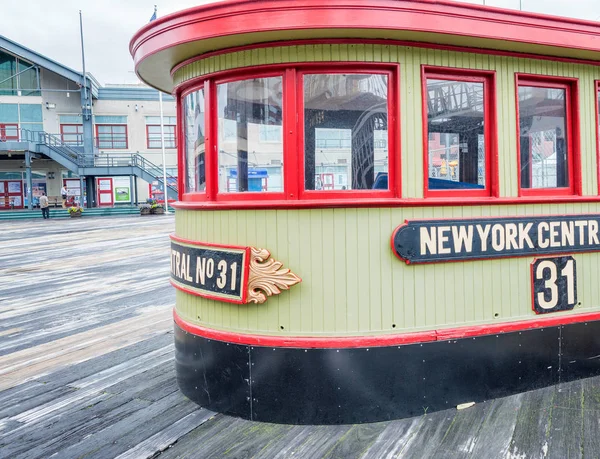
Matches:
[[174, 321, 597, 425]]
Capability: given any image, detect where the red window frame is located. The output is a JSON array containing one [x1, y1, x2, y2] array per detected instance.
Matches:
[[212, 70, 287, 202], [95, 124, 128, 149], [515, 74, 581, 197], [421, 66, 498, 198], [60, 124, 83, 145], [180, 85, 208, 199], [0, 124, 19, 141], [596, 80, 600, 196], [297, 64, 399, 201], [178, 63, 400, 203], [146, 124, 177, 149]]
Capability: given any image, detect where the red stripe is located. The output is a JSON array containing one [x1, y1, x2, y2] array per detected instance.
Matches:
[[173, 308, 600, 348], [171, 195, 600, 211]]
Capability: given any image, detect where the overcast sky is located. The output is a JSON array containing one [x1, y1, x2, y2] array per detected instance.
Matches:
[[2, 0, 600, 87]]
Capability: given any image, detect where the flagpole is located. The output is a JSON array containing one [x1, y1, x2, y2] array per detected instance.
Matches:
[[159, 90, 170, 214]]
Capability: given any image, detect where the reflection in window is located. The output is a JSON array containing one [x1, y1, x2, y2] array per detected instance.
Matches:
[[426, 78, 485, 191], [0, 51, 40, 96], [217, 77, 283, 193], [184, 88, 206, 192], [304, 74, 388, 191], [518, 86, 568, 189]]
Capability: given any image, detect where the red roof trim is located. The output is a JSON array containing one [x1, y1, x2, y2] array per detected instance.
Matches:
[[131, 0, 600, 91]]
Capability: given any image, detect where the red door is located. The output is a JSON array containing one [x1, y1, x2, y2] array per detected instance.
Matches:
[[0, 180, 24, 209], [96, 178, 114, 207]]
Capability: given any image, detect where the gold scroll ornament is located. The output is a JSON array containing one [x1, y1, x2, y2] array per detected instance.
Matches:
[[247, 247, 301, 304]]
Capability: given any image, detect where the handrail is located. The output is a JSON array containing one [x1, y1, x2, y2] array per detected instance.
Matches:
[[0, 128, 178, 194]]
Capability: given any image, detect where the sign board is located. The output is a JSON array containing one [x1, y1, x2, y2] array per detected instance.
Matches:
[[170, 238, 250, 303], [170, 236, 301, 304], [392, 215, 600, 264], [531, 256, 577, 314]]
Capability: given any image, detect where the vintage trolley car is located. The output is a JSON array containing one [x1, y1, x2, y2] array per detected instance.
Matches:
[[132, 0, 600, 424]]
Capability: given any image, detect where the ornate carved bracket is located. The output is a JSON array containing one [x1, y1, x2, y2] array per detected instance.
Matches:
[[247, 247, 302, 304]]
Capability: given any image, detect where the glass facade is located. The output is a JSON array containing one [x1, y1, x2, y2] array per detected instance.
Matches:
[[303, 73, 388, 191], [217, 76, 284, 193], [0, 50, 40, 96], [184, 87, 206, 193]]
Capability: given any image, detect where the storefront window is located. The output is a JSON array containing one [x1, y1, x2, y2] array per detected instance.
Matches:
[[303, 73, 388, 191], [184, 87, 206, 193], [217, 76, 284, 193]]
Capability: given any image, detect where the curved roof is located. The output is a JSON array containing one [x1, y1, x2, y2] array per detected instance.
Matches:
[[131, 0, 600, 93]]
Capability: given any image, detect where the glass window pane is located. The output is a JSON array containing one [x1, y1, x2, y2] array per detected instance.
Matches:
[[304, 73, 388, 191], [18, 60, 40, 96], [184, 88, 206, 192], [519, 85, 568, 189], [19, 104, 43, 123], [217, 77, 283, 193], [426, 78, 485, 190], [0, 50, 17, 96]]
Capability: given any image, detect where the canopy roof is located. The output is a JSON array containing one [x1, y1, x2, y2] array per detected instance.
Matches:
[[131, 0, 600, 93]]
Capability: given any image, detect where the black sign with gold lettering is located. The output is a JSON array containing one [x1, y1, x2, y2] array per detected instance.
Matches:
[[170, 238, 250, 303], [392, 215, 600, 264]]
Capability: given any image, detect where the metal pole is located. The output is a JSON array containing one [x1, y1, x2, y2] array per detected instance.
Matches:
[[79, 176, 84, 206], [130, 175, 135, 206], [159, 91, 170, 214], [25, 152, 33, 211], [79, 11, 88, 104], [520, 0, 522, 10]]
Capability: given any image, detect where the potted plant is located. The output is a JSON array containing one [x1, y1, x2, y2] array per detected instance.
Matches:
[[67, 206, 83, 218], [150, 199, 165, 215], [139, 204, 151, 216]]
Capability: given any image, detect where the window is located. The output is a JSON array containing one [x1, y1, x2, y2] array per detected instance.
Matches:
[[217, 76, 284, 193], [424, 68, 495, 196], [61, 124, 83, 146], [0, 124, 18, 140], [0, 51, 39, 96], [183, 87, 206, 192], [147, 125, 176, 149], [96, 124, 127, 149], [303, 73, 389, 192], [517, 77, 578, 195], [146, 116, 177, 149]]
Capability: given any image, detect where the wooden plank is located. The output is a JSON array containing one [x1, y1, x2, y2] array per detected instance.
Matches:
[[582, 377, 600, 458], [545, 380, 584, 459], [114, 409, 215, 459], [469, 395, 522, 458], [428, 402, 492, 458], [508, 386, 556, 458], [398, 409, 457, 459], [361, 418, 424, 458]]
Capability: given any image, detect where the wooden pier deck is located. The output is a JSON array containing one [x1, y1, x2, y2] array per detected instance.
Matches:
[[0, 215, 599, 459]]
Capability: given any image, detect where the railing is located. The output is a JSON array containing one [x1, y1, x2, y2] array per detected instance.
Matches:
[[92, 153, 178, 194], [0, 129, 178, 195]]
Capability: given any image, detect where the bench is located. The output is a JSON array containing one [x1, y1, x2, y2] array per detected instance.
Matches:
[[47, 196, 62, 208]]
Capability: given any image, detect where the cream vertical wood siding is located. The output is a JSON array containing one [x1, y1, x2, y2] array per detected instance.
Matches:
[[173, 44, 600, 336], [176, 205, 600, 336]]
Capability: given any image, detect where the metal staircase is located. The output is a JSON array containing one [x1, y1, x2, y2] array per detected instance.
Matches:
[[11, 130, 178, 200]]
